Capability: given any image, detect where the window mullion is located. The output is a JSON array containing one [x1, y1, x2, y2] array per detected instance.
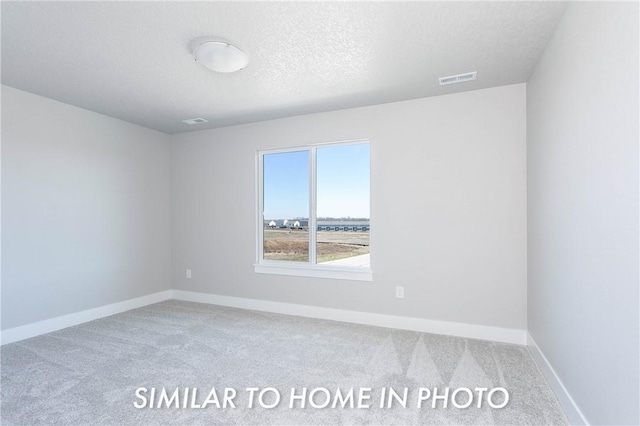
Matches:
[[309, 147, 317, 265]]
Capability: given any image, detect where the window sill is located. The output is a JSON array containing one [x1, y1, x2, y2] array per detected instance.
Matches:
[[254, 263, 372, 281]]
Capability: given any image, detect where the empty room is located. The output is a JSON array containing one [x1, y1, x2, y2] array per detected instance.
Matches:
[[1, 1, 638, 425]]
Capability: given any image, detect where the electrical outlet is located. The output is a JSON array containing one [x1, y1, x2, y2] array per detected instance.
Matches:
[[396, 286, 404, 299], [186, 269, 192, 279]]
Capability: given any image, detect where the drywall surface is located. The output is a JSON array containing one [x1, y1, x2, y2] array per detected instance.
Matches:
[[527, 3, 639, 425], [1, 86, 172, 329], [171, 84, 527, 330]]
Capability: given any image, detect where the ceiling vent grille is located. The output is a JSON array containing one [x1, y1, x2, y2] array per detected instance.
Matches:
[[181, 118, 208, 125], [439, 72, 477, 86]]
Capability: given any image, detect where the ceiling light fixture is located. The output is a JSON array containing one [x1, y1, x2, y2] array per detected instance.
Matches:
[[192, 41, 248, 73]]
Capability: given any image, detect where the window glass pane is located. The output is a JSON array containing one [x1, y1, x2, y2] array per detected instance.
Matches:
[[263, 150, 309, 262], [316, 143, 370, 267]]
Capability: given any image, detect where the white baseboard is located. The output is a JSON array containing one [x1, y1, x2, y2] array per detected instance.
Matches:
[[0, 290, 173, 345], [172, 290, 527, 345], [0, 289, 526, 347], [527, 332, 589, 425]]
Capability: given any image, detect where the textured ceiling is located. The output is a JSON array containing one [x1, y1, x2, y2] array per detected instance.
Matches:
[[1, 1, 567, 134]]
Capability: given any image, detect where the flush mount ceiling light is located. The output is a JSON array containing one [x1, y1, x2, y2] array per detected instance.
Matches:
[[192, 41, 248, 73]]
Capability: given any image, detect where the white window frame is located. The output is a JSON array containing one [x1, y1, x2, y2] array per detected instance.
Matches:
[[255, 139, 372, 281]]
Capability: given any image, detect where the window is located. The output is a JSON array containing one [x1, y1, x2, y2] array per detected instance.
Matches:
[[256, 140, 371, 281]]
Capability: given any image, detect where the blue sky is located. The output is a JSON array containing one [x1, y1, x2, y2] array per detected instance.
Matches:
[[263, 150, 309, 220], [263, 143, 370, 220]]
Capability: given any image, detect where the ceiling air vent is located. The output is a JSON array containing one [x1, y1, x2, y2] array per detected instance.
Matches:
[[181, 117, 209, 125], [439, 72, 477, 86]]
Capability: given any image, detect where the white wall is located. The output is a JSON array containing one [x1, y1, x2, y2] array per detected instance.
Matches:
[[1, 86, 172, 329], [171, 84, 527, 331], [527, 3, 639, 425]]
